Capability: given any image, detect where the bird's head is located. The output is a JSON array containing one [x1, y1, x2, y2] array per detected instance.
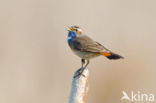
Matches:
[[67, 25, 82, 35], [67, 25, 82, 45]]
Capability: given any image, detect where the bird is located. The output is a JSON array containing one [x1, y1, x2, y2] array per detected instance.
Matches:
[[67, 25, 123, 77]]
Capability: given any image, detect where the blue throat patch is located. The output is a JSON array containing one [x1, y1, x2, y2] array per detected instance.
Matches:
[[68, 31, 76, 45]]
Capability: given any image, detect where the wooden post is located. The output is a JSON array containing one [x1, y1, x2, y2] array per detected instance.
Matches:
[[68, 68, 89, 103]]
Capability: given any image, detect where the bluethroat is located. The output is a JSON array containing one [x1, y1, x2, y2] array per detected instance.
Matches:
[[67, 25, 123, 77]]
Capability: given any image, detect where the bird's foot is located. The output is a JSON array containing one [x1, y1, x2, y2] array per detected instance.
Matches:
[[74, 68, 86, 78]]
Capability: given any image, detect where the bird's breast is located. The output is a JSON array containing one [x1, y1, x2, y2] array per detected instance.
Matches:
[[67, 31, 76, 45]]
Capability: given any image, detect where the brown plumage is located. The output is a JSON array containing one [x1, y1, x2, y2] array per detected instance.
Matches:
[[70, 35, 123, 60], [67, 26, 123, 77]]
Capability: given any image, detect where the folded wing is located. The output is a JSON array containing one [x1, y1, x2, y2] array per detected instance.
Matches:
[[70, 35, 123, 59]]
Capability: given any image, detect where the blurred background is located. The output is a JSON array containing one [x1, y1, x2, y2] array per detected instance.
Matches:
[[0, 0, 156, 103]]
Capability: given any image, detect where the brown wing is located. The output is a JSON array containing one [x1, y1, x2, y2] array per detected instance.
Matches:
[[70, 35, 110, 53]]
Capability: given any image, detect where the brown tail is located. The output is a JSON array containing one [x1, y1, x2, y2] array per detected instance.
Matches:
[[99, 52, 124, 60]]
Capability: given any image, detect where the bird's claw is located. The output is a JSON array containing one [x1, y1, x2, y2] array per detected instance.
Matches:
[[74, 68, 86, 78]]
